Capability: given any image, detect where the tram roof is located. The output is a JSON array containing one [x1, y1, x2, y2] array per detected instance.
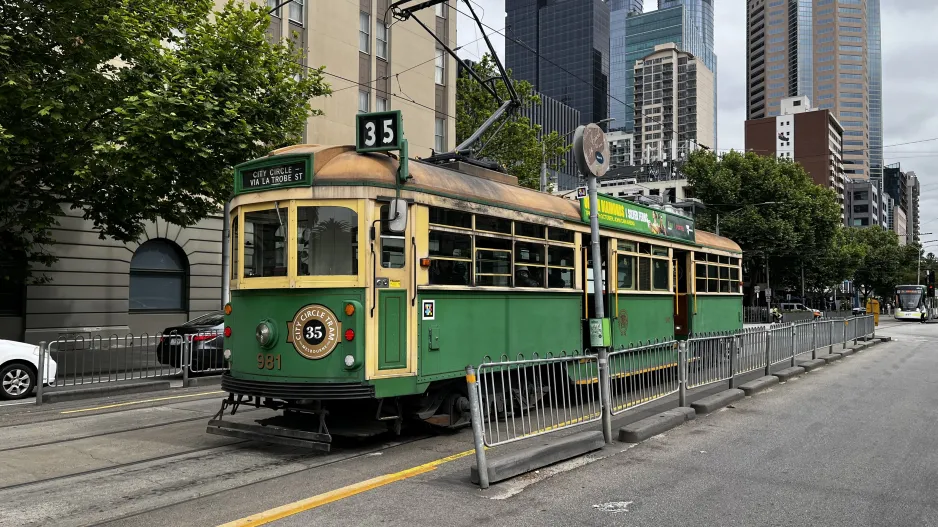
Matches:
[[269, 144, 742, 254]]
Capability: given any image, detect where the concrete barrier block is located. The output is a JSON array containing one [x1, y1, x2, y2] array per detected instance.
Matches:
[[838, 347, 857, 357], [877, 336, 892, 342], [617, 407, 696, 443], [797, 358, 826, 372], [817, 353, 843, 364], [773, 366, 806, 382], [690, 389, 745, 415], [42, 380, 171, 404], [738, 376, 779, 396], [186, 375, 223, 388], [470, 430, 605, 485]]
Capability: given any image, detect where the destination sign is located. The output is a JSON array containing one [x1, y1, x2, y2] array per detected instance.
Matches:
[[240, 161, 307, 191], [581, 193, 695, 243]]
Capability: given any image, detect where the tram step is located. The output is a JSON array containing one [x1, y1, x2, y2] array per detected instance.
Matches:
[[206, 419, 332, 451]]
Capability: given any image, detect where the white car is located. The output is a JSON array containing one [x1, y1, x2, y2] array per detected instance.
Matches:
[[0, 339, 58, 400]]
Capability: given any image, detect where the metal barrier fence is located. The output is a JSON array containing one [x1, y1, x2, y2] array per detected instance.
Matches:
[[36, 330, 226, 405], [473, 352, 601, 448], [466, 315, 877, 487], [745, 306, 769, 324], [608, 340, 680, 415]]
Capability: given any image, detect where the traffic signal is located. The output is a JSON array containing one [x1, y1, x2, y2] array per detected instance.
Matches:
[[929, 284, 935, 298], [929, 270, 936, 285]]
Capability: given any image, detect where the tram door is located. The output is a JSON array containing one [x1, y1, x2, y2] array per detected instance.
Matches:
[[373, 202, 415, 376], [673, 249, 691, 337]]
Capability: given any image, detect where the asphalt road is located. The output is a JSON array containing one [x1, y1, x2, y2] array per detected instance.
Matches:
[[268, 320, 936, 527], [0, 319, 931, 527]]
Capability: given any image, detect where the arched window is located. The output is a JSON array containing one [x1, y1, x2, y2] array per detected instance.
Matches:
[[129, 239, 188, 311]]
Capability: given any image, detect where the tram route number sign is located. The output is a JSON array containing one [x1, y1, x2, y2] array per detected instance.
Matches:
[[356, 110, 403, 153]]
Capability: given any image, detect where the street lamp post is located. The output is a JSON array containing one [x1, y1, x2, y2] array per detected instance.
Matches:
[[540, 118, 614, 192]]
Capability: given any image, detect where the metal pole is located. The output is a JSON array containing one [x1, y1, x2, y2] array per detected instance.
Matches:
[[801, 263, 805, 302], [828, 320, 834, 354], [790, 325, 796, 368], [728, 335, 737, 389], [466, 365, 489, 489], [221, 200, 231, 306], [540, 143, 547, 193], [843, 320, 847, 350], [182, 337, 190, 387], [812, 320, 818, 360], [678, 340, 687, 407], [36, 341, 45, 406], [765, 253, 772, 311], [764, 329, 771, 376], [587, 170, 613, 444], [715, 214, 720, 237]]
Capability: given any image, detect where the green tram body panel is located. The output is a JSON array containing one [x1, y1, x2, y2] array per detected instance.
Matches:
[[610, 294, 677, 348], [691, 296, 744, 334], [226, 288, 366, 384]]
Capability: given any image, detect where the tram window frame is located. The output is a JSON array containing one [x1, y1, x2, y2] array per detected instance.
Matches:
[[243, 208, 290, 278], [515, 221, 546, 240], [617, 240, 670, 292], [427, 229, 472, 285], [379, 204, 406, 269], [429, 207, 472, 229], [296, 206, 359, 277], [475, 215, 512, 235], [694, 252, 742, 294], [548, 227, 575, 243], [475, 237, 512, 287]]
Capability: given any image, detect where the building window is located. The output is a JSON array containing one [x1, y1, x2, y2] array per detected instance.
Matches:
[[358, 90, 370, 113], [359, 12, 370, 54], [435, 2, 444, 17], [434, 48, 445, 85], [289, 0, 303, 24], [376, 22, 388, 60], [129, 239, 188, 312], [434, 117, 445, 152], [267, 0, 280, 17], [376, 96, 388, 112], [0, 261, 25, 316], [838, 6, 861, 14]]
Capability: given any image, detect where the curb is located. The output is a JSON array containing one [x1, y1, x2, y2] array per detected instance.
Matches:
[[797, 358, 826, 371], [839, 347, 857, 357], [186, 375, 222, 388], [817, 353, 843, 364], [690, 389, 745, 415], [41, 380, 172, 404], [772, 366, 805, 382], [738, 375, 779, 396], [618, 407, 696, 443], [470, 430, 605, 485]]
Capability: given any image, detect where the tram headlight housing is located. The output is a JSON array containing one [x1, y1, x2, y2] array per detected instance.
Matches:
[[344, 354, 355, 368], [255, 320, 277, 349]]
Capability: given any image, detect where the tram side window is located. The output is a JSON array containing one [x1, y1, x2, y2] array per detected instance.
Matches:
[[694, 252, 741, 293], [475, 236, 511, 286], [379, 205, 405, 269], [244, 209, 289, 278], [514, 241, 544, 287], [297, 206, 359, 276], [653, 260, 669, 290], [428, 230, 471, 285], [231, 216, 239, 279], [548, 245, 575, 288], [548, 227, 575, 243], [617, 254, 635, 290], [515, 221, 545, 239], [429, 207, 472, 229], [618, 241, 668, 292], [476, 215, 511, 234]]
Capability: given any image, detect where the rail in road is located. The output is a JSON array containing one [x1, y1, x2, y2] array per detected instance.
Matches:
[[0, 324, 925, 527]]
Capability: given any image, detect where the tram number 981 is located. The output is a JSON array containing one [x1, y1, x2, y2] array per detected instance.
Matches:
[[257, 353, 282, 370]]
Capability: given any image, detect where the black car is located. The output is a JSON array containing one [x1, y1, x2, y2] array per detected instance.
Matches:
[[155, 311, 226, 372]]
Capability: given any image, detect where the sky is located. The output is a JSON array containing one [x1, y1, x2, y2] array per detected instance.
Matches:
[[453, 0, 938, 241]]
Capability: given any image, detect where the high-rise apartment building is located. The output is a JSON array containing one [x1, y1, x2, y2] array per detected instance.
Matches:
[[263, 0, 456, 157], [619, 1, 716, 145], [845, 178, 882, 227], [882, 164, 921, 243], [632, 43, 715, 165], [746, 0, 881, 182], [505, 0, 610, 125], [907, 171, 920, 243], [745, 96, 846, 212], [609, 0, 645, 129]]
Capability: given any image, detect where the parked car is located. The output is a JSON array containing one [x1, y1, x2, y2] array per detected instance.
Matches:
[[779, 302, 822, 318], [155, 311, 226, 372], [0, 339, 58, 400]]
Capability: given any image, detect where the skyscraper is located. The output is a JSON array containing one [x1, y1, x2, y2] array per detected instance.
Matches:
[[609, 0, 645, 130], [621, 2, 717, 148], [746, 0, 880, 181], [505, 0, 610, 126]]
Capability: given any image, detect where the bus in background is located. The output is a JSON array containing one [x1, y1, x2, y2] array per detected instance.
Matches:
[[894, 285, 928, 321]]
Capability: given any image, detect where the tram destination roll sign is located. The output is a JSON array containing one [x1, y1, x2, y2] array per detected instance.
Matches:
[[233, 153, 314, 195]]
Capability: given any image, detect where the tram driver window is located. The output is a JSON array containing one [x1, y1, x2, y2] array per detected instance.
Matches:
[[297, 206, 359, 276], [379, 205, 405, 269], [244, 208, 289, 278]]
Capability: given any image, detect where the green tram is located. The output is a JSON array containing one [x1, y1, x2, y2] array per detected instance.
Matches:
[[209, 143, 743, 448]]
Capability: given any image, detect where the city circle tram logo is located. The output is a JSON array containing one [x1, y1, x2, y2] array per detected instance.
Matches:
[[286, 304, 342, 359]]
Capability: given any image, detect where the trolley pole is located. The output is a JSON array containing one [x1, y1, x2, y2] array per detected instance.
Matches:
[[575, 123, 614, 444]]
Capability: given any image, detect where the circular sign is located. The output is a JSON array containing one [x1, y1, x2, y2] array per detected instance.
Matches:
[[573, 123, 611, 178], [288, 304, 341, 360]]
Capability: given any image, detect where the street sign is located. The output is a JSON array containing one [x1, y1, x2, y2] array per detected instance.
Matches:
[[754, 285, 761, 295], [355, 110, 403, 153], [573, 124, 610, 178], [576, 186, 588, 199]]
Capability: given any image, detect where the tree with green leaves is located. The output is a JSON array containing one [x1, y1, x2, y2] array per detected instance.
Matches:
[[681, 150, 846, 304], [0, 0, 330, 284], [845, 227, 904, 300], [455, 54, 568, 190]]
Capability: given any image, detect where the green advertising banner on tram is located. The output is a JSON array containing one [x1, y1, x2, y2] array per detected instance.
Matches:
[[580, 193, 695, 243]]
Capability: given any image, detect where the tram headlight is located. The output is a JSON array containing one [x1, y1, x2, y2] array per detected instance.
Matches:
[[344, 354, 355, 368], [255, 321, 276, 349], [223, 349, 232, 360]]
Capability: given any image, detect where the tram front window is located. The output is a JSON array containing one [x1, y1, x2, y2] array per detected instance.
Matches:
[[298, 206, 359, 276], [244, 209, 289, 278], [898, 290, 923, 311]]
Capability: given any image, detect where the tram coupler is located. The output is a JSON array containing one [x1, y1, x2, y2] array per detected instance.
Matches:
[[206, 397, 333, 451]]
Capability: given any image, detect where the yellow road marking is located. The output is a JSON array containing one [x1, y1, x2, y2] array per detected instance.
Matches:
[[218, 449, 476, 527], [60, 391, 224, 414]]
